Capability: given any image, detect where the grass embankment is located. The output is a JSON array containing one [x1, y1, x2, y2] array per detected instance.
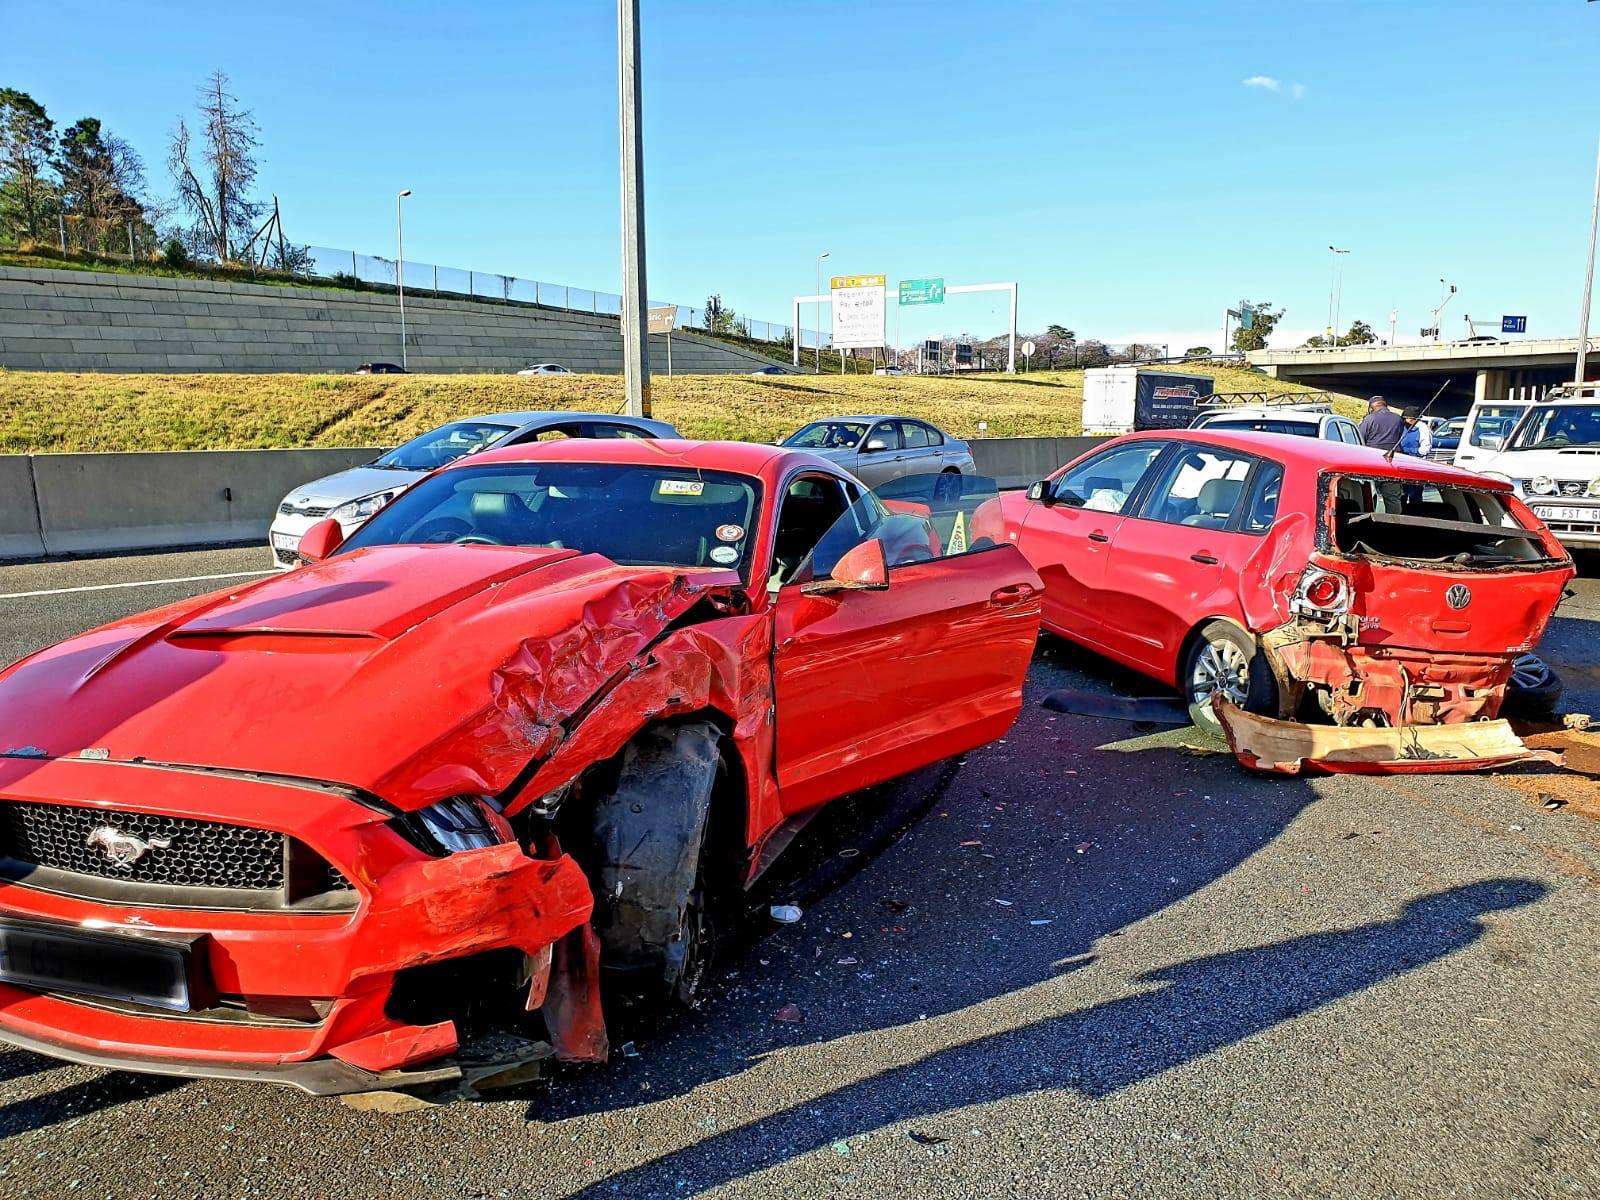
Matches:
[[0, 364, 1360, 454]]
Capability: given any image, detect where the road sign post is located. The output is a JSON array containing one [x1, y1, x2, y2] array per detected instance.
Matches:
[[830, 274, 887, 356], [1501, 315, 1527, 335], [648, 304, 677, 375], [897, 277, 946, 307]]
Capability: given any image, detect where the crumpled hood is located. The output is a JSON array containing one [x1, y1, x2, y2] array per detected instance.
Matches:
[[0, 546, 727, 809], [287, 465, 422, 508]]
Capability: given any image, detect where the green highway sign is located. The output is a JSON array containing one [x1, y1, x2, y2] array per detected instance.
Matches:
[[898, 277, 945, 306]]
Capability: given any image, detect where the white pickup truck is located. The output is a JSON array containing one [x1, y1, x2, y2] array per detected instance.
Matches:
[[1465, 383, 1600, 550]]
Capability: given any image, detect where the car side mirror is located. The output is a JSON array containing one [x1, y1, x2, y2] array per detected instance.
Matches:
[[1027, 479, 1054, 504], [297, 518, 345, 563], [863, 437, 890, 452], [800, 538, 889, 595]]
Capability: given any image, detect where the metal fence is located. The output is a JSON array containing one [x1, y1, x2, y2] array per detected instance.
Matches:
[[304, 246, 827, 350]]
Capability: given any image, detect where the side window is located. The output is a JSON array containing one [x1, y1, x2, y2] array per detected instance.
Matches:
[[1241, 462, 1284, 533], [1141, 447, 1255, 529], [1468, 405, 1524, 449], [865, 421, 902, 452], [518, 425, 579, 443], [900, 421, 930, 449], [585, 422, 650, 440], [925, 424, 944, 446], [1050, 443, 1166, 515], [770, 475, 852, 590]]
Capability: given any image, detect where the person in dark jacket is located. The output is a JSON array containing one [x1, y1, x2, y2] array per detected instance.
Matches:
[[1358, 396, 1405, 450], [1358, 397, 1407, 512]]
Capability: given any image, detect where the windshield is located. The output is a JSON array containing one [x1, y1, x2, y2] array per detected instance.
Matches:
[[1507, 404, 1600, 451], [783, 421, 868, 450], [373, 421, 517, 471], [339, 462, 761, 577]]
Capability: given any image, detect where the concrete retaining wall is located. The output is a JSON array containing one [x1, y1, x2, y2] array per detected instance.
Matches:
[[0, 266, 779, 375], [0, 436, 1110, 561], [971, 436, 1103, 488]]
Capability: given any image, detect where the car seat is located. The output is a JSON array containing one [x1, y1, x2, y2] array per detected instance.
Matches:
[[1179, 478, 1243, 528]]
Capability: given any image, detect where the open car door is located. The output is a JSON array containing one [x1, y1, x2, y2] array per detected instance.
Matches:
[[771, 475, 1042, 814]]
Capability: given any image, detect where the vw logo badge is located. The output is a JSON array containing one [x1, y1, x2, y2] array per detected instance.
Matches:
[[1445, 584, 1471, 610]]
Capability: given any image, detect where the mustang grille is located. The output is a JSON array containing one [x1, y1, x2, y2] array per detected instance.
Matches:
[[0, 802, 350, 893]]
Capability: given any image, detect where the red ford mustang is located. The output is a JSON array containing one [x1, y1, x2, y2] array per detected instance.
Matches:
[[972, 429, 1573, 729], [0, 439, 1040, 1094]]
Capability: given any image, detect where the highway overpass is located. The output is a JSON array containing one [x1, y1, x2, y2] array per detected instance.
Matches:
[[1247, 337, 1592, 415]]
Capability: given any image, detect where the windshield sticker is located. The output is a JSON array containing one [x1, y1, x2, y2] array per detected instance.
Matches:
[[658, 480, 705, 497], [716, 523, 744, 542], [709, 545, 740, 565]]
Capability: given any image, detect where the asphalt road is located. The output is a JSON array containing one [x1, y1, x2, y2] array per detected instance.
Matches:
[[0, 548, 1596, 1200]]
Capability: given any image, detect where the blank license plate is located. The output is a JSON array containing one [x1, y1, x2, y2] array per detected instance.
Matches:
[[0, 918, 205, 1012], [1532, 505, 1598, 524]]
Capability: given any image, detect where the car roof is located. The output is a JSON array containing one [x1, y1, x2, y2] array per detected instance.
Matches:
[[1200, 406, 1329, 421], [815, 414, 939, 426], [1107, 429, 1508, 486], [452, 436, 834, 482], [462, 409, 673, 429]]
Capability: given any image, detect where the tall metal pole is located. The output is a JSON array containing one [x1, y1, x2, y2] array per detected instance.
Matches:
[[617, 0, 651, 416], [1326, 246, 1348, 342], [396, 189, 412, 370], [1575, 136, 1600, 386], [815, 252, 829, 372]]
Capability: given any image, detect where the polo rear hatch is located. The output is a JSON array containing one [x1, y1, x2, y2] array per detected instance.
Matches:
[[1318, 471, 1572, 657]]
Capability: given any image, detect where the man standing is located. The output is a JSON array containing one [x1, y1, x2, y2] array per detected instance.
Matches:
[[1358, 395, 1405, 451], [1358, 396, 1407, 513], [1397, 407, 1433, 458]]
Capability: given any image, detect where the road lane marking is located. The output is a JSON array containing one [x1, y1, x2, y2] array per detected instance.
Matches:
[[0, 570, 276, 600]]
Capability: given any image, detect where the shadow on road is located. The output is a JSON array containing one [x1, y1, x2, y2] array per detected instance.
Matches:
[[568, 876, 1545, 1198]]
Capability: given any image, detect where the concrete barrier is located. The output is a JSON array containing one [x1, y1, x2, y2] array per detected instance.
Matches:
[[970, 436, 1105, 489], [0, 456, 45, 559], [0, 435, 1111, 561], [27, 447, 382, 557]]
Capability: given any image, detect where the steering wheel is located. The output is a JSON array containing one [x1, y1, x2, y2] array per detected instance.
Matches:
[[453, 533, 505, 547], [413, 517, 471, 544]]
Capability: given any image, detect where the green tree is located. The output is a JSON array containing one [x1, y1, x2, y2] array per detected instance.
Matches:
[[704, 293, 738, 335], [1231, 301, 1283, 352], [1045, 323, 1075, 342], [1338, 319, 1376, 346], [1184, 345, 1213, 358], [0, 88, 58, 242], [57, 117, 150, 252]]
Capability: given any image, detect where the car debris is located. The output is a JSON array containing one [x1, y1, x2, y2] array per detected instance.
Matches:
[[1212, 697, 1565, 775], [0, 440, 1041, 1098], [769, 904, 804, 924]]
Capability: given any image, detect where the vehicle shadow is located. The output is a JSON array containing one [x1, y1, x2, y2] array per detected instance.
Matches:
[[528, 727, 1322, 1122], [0, 1066, 184, 1138], [565, 876, 1544, 1198]]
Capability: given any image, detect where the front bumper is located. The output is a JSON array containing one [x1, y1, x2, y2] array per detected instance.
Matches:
[[0, 756, 593, 1089], [1524, 500, 1600, 549]]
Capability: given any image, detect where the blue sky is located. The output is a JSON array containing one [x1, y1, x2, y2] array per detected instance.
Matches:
[[10, 0, 1599, 350]]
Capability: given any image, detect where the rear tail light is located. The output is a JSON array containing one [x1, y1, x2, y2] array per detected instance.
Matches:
[[1297, 567, 1350, 615]]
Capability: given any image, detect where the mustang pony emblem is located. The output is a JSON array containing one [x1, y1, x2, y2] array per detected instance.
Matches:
[[85, 826, 172, 869]]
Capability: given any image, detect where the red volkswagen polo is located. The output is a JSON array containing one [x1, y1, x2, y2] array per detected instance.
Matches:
[[973, 430, 1574, 730]]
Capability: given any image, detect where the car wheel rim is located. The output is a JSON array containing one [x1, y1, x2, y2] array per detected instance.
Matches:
[[1190, 639, 1250, 708]]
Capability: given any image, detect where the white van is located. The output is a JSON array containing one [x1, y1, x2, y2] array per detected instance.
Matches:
[[1467, 382, 1600, 549], [1452, 400, 1528, 472]]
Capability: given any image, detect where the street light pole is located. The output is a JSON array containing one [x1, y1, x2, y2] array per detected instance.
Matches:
[[617, 0, 651, 416], [1575, 136, 1600, 386], [396, 189, 412, 370], [815, 251, 829, 372], [1432, 279, 1457, 343], [1326, 246, 1348, 343]]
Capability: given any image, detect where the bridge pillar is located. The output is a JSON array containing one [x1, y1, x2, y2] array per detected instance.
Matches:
[[1473, 368, 1509, 408]]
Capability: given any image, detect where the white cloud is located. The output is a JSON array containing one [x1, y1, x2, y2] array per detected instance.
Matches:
[[1243, 75, 1307, 100]]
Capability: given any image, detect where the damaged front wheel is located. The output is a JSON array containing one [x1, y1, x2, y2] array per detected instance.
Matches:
[[586, 721, 725, 1012]]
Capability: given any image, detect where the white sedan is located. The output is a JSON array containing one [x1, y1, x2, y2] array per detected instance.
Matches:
[[516, 363, 573, 376]]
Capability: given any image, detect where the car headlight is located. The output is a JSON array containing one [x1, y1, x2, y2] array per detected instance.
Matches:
[[400, 795, 506, 854], [1529, 476, 1557, 496], [328, 490, 398, 524]]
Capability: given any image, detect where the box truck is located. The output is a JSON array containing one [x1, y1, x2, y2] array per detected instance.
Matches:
[[1082, 367, 1215, 435]]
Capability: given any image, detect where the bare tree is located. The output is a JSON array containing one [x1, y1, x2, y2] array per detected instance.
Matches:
[[57, 117, 151, 252], [169, 71, 262, 260]]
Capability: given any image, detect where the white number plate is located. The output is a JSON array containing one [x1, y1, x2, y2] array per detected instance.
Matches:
[[270, 532, 299, 551], [1531, 505, 1599, 524]]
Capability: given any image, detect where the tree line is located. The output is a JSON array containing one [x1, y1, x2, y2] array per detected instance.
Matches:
[[0, 72, 302, 270]]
